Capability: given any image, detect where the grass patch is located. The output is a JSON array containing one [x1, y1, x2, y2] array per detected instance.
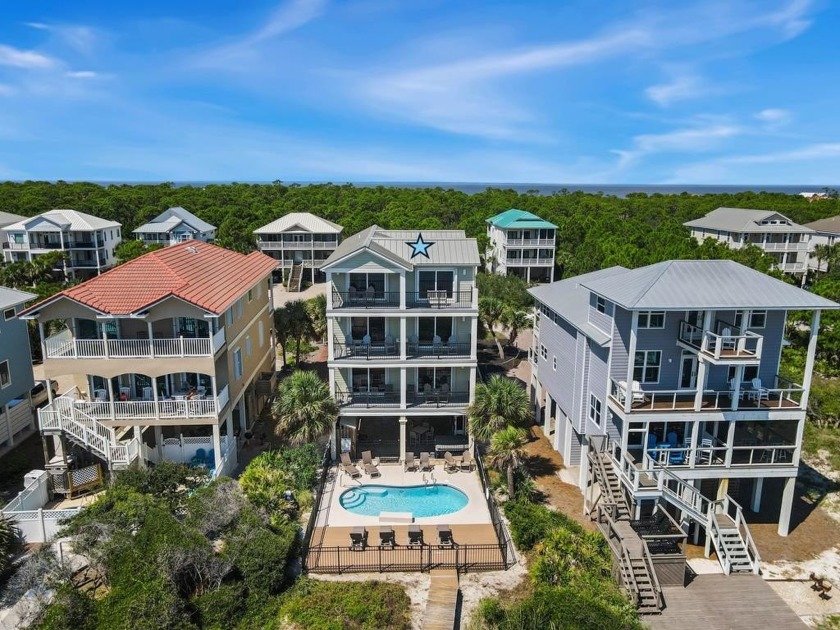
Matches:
[[803, 423, 840, 470]]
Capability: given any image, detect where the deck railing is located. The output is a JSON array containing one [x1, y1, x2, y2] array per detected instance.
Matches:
[[678, 320, 763, 360], [330, 286, 476, 310], [334, 390, 470, 409], [504, 238, 555, 247], [44, 329, 224, 359]]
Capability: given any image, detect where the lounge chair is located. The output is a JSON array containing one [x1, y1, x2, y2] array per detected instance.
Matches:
[[340, 453, 362, 479], [460, 451, 474, 471], [443, 451, 459, 473], [631, 380, 646, 403], [191, 447, 207, 467], [364, 463, 381, 477], [350, 527, 367, 550], [405, 452, 418, 472], [420, 452, 433, 471], [750, 378, 770, 402], [379, 527, 396, 548], [408, 525, 424, 546], [437, 525, 454, 547], [384, 335, 396, 355]]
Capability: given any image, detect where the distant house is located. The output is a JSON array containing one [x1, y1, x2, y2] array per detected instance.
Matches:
[[804, 215, 840, 272], [0, 286, 37, 456], [133, 207, 216, 246], [485, 209, 557, 283], [2, 209, 122, 280], [254, 212, 343, 287], [799, 191, 830, 201], [684, 207, 812, 277]]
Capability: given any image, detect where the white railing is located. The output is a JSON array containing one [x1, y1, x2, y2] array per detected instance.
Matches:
[[713, 495, 761, 574], [256, 239, 337, 250], [776, 261, 807, 272], [44, 332, 219, 359], [505, 238, 555, 247], [6, 242, 30, 250], [505, 257, 554, 266], [762, 241, 809, 251], [217, 385, 230, 410], [678, 320, 763, 360], [76, 398, 219, 420]]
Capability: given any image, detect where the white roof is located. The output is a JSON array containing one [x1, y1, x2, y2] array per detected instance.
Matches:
[[254, 212, 342, 235], [0, 286, 36, 310], [0, 211, 27, 228], [580, 260, 838, 311], [684, 207, 813, 234], [133, 207, 215, 235], [4, 209, 121, 232]]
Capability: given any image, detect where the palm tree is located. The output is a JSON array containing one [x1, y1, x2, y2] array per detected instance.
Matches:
[[273, 305, 292, 367], [479, 296, 506, 359], [501, 307, 531, 348], [285, 300, 313, 364], [305, 294, 327, 343], [813, 243, 832, 275], [488, 426, 528, 497], [272, 370, 338, 445], [0, 514, 20, 574], [468, 375, 533, 442]]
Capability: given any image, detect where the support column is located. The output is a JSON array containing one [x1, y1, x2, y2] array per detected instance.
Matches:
[[731, 364, 744, 411], [400, 368, 408, 408], [238, 398, 247, 434], [154, 425, 163, 461], [778, 476, 796, 536], [326, 318, 334, 359], [543, 395, 552, 434], [751, 477, 764, 513], [399, 416, 407, 462], [534, 380, 543, 426], [725, 421, 736, 467], [330, 421, 337, 461], [693, 359, 708, 411], [624, 311, 639, 413], [37, 319, 48, 360], [399, 272, 406, 309], [226, 413, 238, 466], [399, 317, 406, 359], [212, 423, 222, 471], [3, 405, 12, 447], [470, 316, 478, 360], [801, 310, 821, 410], [688, 419, 700, 468], [106, 378, 115, 421]]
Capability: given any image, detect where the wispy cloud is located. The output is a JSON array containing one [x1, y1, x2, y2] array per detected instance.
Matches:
[[0, 43, 56, 69], [614, 122, 743, 169], [64, 70, 99, 79], [646, 75, 707, 107], [26, 22, 98, 55], [754, 108, 792, 129]]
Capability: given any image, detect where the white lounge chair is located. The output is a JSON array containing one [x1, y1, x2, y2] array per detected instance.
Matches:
[[630, 381, 646, 403], [750, 378, 769, 402]]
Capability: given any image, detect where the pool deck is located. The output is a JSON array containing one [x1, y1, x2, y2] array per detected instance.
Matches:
[[315, 462, 492, 529]]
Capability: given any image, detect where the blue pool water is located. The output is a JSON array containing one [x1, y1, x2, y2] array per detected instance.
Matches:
[[339, 484, 469, 517]]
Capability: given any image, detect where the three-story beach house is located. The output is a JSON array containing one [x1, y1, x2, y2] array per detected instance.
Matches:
[[486, 208, 557, 283], [254, 212, 343, 288], [0, 286, 37, 456], [804, 215, 840, 273], [133, 206, 216, 246], [322, 226, 479, 462], [529, 260, 836, 554], [21, 242, 277, 476], [684, 208, 813, 279]]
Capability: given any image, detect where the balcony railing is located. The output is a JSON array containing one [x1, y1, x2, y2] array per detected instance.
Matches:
[[505, 238, 555, 247], [332, 339, 473, 360], [256, 240, 338, 250], [505, 257, 554, 266], [44, 328, 225, 359], [74, 396, 221, 420], [608, 376, 804, 413], [646, 443, 796, 467], [331, 286, 476, 310], [332, 290, 401, 308], [761, 241, 808, 251], [68, 259, 106, 268], [775, 261, 807, 272], [335, 390, 470, 409], [678, 320, 763, 361]]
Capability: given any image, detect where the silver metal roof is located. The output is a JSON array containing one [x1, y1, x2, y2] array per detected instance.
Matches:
[[322, 225, 480, 270], [4, 209, 121, 232], [253, 212, 343, 235], [0, 286, 36, 310], [528, 267, 627, 346], [580, 260, 839, 310], [804, 215, 840, 235], [684, 207, 813, 234], [133, 207, 215, 234], [0, 211, 26, 228]]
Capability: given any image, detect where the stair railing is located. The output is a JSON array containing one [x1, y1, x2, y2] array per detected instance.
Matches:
[[640, 538, 664, 609], [707, 508, 731, 574], [715, 495, 761, 574]]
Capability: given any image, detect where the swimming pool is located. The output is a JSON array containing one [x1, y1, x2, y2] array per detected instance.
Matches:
[[339, 484, 469, 518]]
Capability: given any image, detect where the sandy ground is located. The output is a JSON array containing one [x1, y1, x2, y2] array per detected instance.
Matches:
[[272, 281, 326, 308]]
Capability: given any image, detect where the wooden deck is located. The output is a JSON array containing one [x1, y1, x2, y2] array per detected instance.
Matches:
[[311, 523, 500, 546], [421, 570, 459, 630], [645, 574, 806, 630], [621, 394, 800, 413]]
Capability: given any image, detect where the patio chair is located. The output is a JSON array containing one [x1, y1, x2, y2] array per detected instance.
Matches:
[[350, 527, 367, 550], [630, 381, 646, 403], [668, 447, 685, 465], [362, 451, 381, 477], [142, 386, 153, 401], [460, 450, 474, 471], [433, 335, 443, 354], [666, 431, 679, 446], [384, 335, 396, 355], [443, 451, 459, 473], [379, 527, 396, 548], [365, 286, 375, 303], [750, 378, 770, 402], [420, 452, 433, 471], [720, 327, 736, 351], [408, 335, 419, 354], [437, 525, 454, 547], [728, 378, 744, 401], [408, 525, 424, 546], [447, 334, 458, 354], [405, 452, 418, 472], [340, 453, 362, 478], [206, 449, 215, 468], [348, 286, 358, 303], [191, 448, 207, 467], [698, 438, 714, 464]]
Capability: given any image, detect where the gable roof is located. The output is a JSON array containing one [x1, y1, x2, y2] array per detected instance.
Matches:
[[529, 267, 627, 346], [21, 241, 276, 317], [684, 207, 812, 234], [0, 211, 27, 228], [133, 207, 215, 234], [804, 215, 840, 235], [486, 208, 557, 230], [321, 225, 480, 270], [0, 286, 36, 310], [254, 212, 343, 235], [4, 209, 121, 232], [580, 260, 838, 311]]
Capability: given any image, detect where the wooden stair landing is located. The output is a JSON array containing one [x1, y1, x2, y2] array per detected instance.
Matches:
[[422, 570, 459, 630]]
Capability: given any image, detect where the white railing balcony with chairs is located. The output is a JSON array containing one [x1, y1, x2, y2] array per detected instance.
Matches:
[[62, 384, 228, 422], [44, 328, 225, 360], [678, 321, 763, 362], [504, 238, 555, 247]]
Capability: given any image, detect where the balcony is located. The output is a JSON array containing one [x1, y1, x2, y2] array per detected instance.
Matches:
[[608, 376, 804, 414], [71, 387, 227, 421], [256, 239, 338, 250], [68, 259, 106, 268], [775, 261, 807, 273], [505, 257, 554, 266], [332, 338, 473, 361], [44, 327, 226, 360], [505, 238, 555, 247], [761, 241, 809, 251], [330, 286, 475, 310], [678, 321, 763, 363], [335, 389, 470, 409]]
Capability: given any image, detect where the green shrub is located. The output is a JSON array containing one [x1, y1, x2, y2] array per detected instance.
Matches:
[[503, 499, 585, 551], [35, 584, 95, 630], [226, 512, 299, 597], [95, 571, 194, 630], [191, 582, 248, 629], [277, 579, 411, 630], [113, 461, 207, 512], [238, 444, 321, 519]]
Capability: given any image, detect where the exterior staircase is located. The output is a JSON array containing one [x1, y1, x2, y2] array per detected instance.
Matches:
[[589, 446, 632, 520], [39, 395, 140, 470], [288, 262, 303, 292], [619, 548, 663, 614]]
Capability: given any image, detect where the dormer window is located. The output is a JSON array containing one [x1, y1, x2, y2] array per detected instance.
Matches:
[[596, 297, 606, 313]]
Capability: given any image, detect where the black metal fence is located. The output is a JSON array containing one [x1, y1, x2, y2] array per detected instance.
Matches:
[[476, 445, 517, 568], [305, 543, 508, 574], [301, 446, 332, 553]]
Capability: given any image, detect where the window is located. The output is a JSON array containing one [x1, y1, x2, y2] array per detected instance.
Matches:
[[226, 308, 233, 327], [589, 394, 602, 426], [540, 344, 548, 360], [245, 336, 252, 357], [236, 299, 244, 319], [418, 270, 455, 299], [247, 288, 253, 302], [634, 350, 661, 384], [734, 310, 767, 329], [233, 349, 243, 380], [728, 365, 759, 383], [258, 321, 265, 347], [638, 311, 665, 329], [418, 317, 453, 342], [351, 317, 386, 343], [3, 308, 15, 320], [596, 297, 606, 313], [349, 272, 385, 296], [552, 356, 557, 371], [0, 360, 9, 388]]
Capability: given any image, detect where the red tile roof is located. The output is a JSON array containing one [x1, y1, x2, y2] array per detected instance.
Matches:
[[24, 241, 277, 316]]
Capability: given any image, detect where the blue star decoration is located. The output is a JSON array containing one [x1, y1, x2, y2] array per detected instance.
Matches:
[[406, 233, 434, 259]]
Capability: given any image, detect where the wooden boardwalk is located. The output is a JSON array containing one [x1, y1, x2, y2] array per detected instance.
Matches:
[[645, 574, 806, 630], [421, 570, 459, 630]]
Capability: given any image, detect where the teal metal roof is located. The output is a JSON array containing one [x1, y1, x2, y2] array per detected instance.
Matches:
[[486, 208, 557, 229]]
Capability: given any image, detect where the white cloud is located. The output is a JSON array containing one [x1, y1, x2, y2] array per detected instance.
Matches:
[[754, 108, 791, 126], [65, 70, 99, 79], [646, 75, 706, 107], [0, 44, 56, 69], [251, 0, 327, 43], [26, 22, 98, 55], [614, 123, 743, 169], [0, 83, 16, 96]]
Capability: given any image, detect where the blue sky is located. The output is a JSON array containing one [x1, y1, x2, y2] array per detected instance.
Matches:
[[1, 0, 839, 184]]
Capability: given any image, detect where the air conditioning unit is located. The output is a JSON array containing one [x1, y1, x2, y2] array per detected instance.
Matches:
[[24, 469, 46, 488]]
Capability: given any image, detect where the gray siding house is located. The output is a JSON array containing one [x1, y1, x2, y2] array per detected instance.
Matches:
[[529, 260, 837, 542], [133, 207, 216, 246], [0, 286, 36, 453]]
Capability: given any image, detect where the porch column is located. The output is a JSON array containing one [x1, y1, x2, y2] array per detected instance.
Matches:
[[400, 368, 407, 408], [731, 364, 744, 411], [325, 272, 333, 309], [624, 311, 639, 414], [470, 316, 478, 360], [688, 419, 700, 468], [327, 318, 334, 360], [147, 321, 154, 357], [106, 378, 116, 421], [580, 435, 591, 513], [154, 425, 163, 461], [468, 368, 476, 404], [399, 317, 406, 359], [778, 476, 796, 536], [751, 477, 764, 513], [543, 394, 552, 434], [399, 272, 406, 309], [792, 417, 806, 467], [725, 421, 736, 467], [37, 319, 48, 360], [693, 358, 708, 411], [330, 420, 337, 461], [533, 380, 542, 426], [212, 422, 222, 471], [399, 416, 407, 462], [801, 310, 821, 410], [226, 413, 238, 467], [238, 398, 247, 434]]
